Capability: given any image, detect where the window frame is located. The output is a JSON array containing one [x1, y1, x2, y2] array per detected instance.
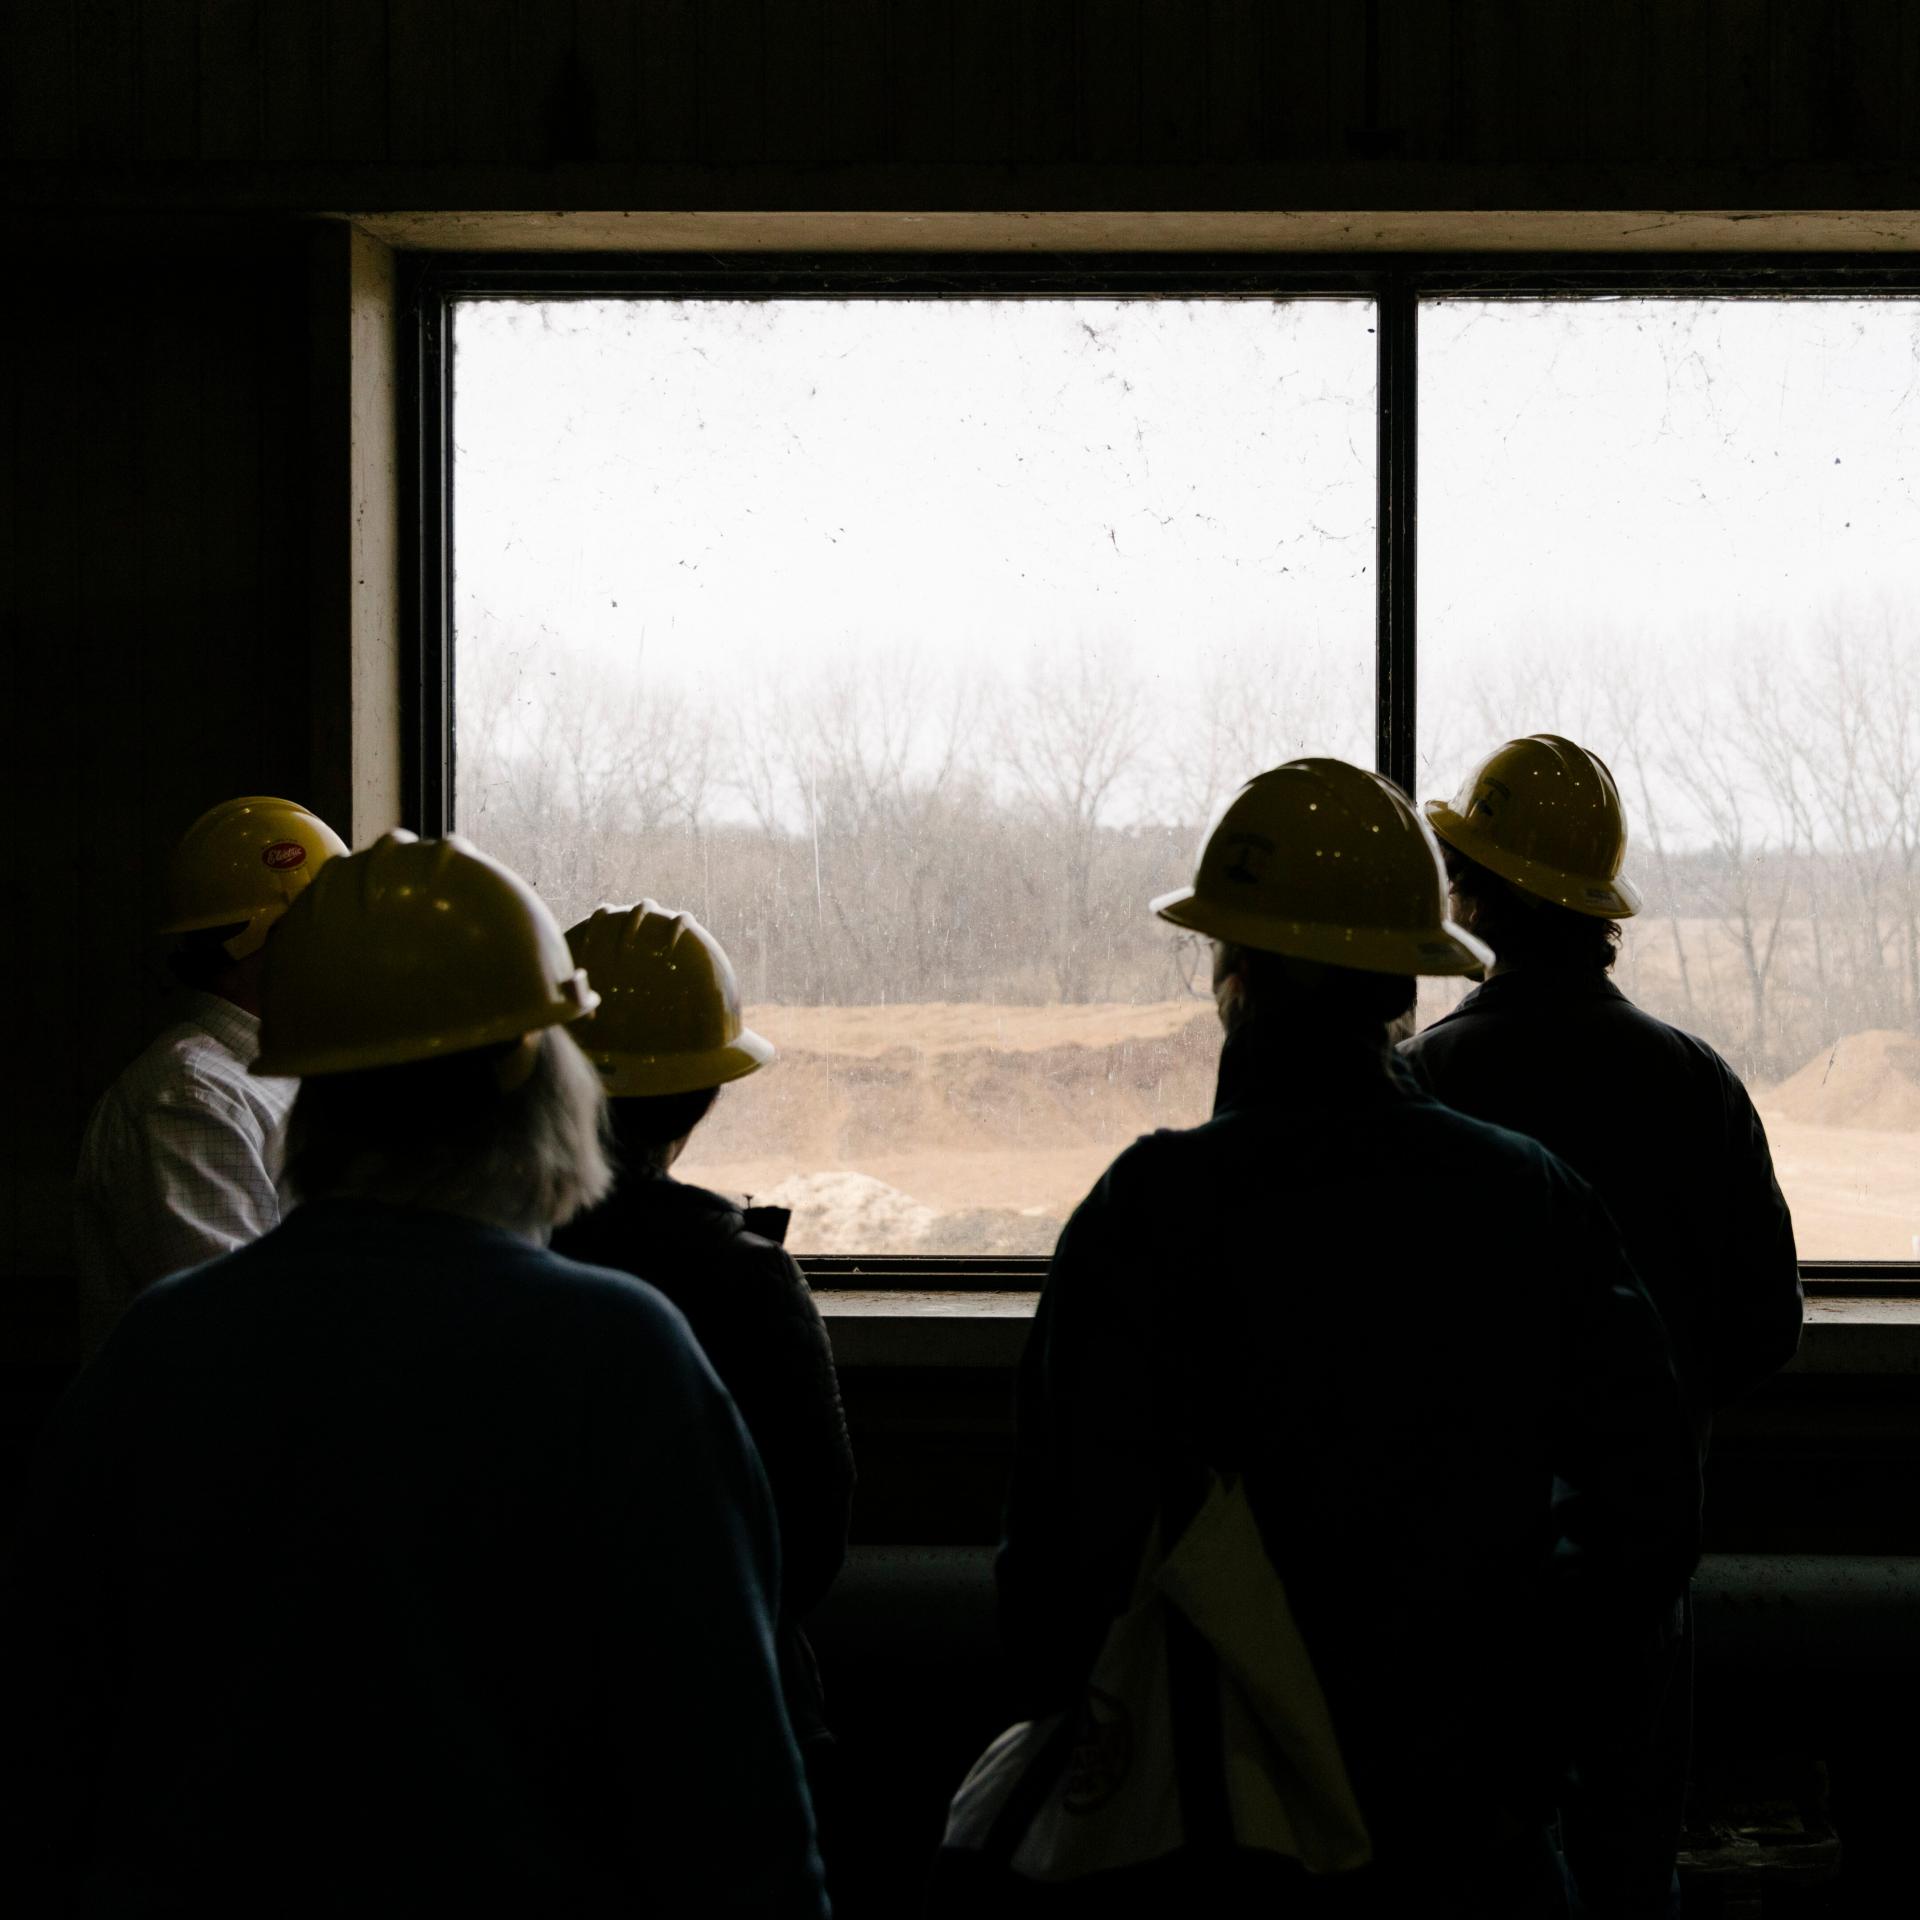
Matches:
[[404, 252, 1920, 1295]]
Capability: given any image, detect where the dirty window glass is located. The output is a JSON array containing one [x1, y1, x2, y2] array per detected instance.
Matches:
[[1421, 298, 1920, 1259], [452, 297, 1376, 1255]]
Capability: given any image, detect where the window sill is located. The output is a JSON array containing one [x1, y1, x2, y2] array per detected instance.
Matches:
[[814, 1292, 1920, 1374]]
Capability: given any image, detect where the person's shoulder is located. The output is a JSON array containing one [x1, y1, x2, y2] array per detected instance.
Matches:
[[1404, 1087, 1594, 1196], [524, 1240, 697, 1331], [102, 1018, 258, 1123], [1601, 992, 1762, 1105], [1064, 1122, 1226, 1228], [1612, 992, 1733, 1063]]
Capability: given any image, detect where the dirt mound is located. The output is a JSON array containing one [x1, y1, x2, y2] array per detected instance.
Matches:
[[747, 1001, 1206, 1060], [753, 1169, 1062, 1256], [680, 1001, 1218, 1254], [694, 1004, 1220, 1165], [756, 1171, 938, 1254], [1763, 1029, 1920, 1131]]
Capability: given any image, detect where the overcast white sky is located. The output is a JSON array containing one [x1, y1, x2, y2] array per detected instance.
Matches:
[[454, 294, 1920, 839]]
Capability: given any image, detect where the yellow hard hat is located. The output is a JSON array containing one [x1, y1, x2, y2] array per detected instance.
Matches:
[[160, 796, 349, 960], [1426, 734, 1643, 919], [1151, 758, 1492, 977], [566, 901, 775, 1097], [252, 832, 598, 1078]]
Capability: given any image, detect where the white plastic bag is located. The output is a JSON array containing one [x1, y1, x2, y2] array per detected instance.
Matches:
[[940, 1475, 1372, 1887]]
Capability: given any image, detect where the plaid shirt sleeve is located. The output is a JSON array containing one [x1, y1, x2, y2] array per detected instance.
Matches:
[[75, 1001, 293, 1348], [122, 1082, 284, 1281]]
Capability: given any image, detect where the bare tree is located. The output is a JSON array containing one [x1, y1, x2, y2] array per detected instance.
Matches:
[[1660, 692, 1794, 1076], [995, 640, 1149, 1002]]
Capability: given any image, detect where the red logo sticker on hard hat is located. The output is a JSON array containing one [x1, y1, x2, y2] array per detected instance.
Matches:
[[262, 841, 308, 870]]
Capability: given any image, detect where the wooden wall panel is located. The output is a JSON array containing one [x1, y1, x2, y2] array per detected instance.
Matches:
[[2, 0, 76, 163], [197, 0, 263, 163], [1016, 0, 1079, 165], [700, 0, 767, 167], [71, 0, 138, 164], [575, 0, 642, 164], [261, 0, 326, 164], [447, 1, 521, 167], [1139, 2, 1206, 161], [1078, 0, 1141, 167], [633, 0, 701, 167], [7, 0, 1920, 202], [384, 0, 454, 166], [946, 0, 1017, 168], [135, 0, 202, 163], [893, 0, 957, 167], [322, 0, 391, 166], [824, 0, 893, 168], [1203, 0, 1265, 165]]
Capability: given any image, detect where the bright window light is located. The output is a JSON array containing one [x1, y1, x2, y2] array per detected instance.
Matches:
[[1422, 298, 1920, 1259], [452, 297, 1377, 1254]]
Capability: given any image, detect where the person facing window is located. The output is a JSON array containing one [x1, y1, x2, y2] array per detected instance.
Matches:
[[997, 758, 1701, 1914], [7, 834, 827, 1917], [552, 901, 856, 1804], [1403, 733, 1803, 1916], [72, 795, 348, 1352]]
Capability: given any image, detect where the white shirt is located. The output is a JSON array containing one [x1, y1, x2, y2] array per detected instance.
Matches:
[[74, 991, 296, 1353]]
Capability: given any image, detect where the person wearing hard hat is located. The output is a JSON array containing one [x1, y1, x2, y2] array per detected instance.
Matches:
[[73, 795, 348, 1351], [994, 760, 1700, 1915], [5, 835, 827, 1917], [552, 904, 855, 1831], [1403, 734, 1803, 1919]]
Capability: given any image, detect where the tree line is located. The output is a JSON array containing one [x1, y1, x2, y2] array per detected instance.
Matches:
[[460, 619, 1920, 1090]]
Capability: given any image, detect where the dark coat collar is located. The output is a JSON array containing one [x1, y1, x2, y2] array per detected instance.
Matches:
[[1211, 1013, 1408, 1119], [1447, 966, 1626, 1022]]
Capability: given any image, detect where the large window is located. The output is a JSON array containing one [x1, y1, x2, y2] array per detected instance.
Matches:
[[427, 265, 1920, 1272], [1422, 298, 1920, 1262], [450, 292, 1376, 1256]]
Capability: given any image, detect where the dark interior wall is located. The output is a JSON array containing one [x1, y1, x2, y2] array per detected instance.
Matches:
[[2, 1, 1918, 211], [0, 230, 334, 1355]]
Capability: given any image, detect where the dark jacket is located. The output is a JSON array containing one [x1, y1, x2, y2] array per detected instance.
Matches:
[[1, 1199, 827, 1919], [1400, 967, 1802, 1441], [554, 1171, 854, 1748], [998, 1018, 1701, 1868]]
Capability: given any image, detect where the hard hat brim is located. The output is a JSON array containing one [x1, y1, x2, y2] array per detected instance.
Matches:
[[1151, 886, 1493, 978], [251, 977, 598, 1079], [590, 1026, 777, 1099], [159, 902, 283, 939], [1426, 803, 1643, 919]]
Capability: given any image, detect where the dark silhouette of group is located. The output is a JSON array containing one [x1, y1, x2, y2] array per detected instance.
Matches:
[[5, 737, 1799, 1917]]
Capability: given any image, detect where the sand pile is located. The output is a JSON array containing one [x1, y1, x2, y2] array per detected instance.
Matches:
[[1763, 1029, 1920, 1131], [755, 1171, 940, 1254], [682, 1001, 1218, 1254], [751, 1170, 1060, 1257]]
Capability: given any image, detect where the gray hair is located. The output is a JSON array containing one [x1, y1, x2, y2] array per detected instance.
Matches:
[[283, 1026, 613, 1240]]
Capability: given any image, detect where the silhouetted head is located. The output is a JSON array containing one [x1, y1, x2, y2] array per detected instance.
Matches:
[[1210, 940, 1417, 1044], [608, 1085, 722, 1176], [260, 833, 610, 1240], [284, 1029, 613, 1239], [167, 923, 266, 1012], [1442, 846, 1622, 975]]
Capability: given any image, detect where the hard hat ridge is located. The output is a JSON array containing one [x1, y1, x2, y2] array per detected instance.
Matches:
[[1151, 757, 1491, 977], [566, 900, 775, 1098], [1426, 733, 1642, 919]]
